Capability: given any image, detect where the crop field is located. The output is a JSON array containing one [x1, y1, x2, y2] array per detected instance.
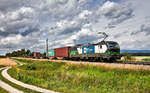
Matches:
[[120, 56, 150, 62], [0, 58, 17, 66], [134, 56, 150, 61], [9, 58, 150, 93], [141, 57, 150, 62]]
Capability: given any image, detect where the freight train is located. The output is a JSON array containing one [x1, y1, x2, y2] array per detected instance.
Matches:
[[48, 40, 121, 61]]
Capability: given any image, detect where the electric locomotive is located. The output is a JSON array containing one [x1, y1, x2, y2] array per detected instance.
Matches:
[[69, 40, 121, 61]]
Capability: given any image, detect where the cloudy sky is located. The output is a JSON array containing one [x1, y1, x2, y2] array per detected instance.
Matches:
[[0, 0, 150, 55]]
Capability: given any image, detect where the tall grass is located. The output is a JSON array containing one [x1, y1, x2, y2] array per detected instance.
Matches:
[[142, 58, 150, 62], [0, 65, 5, 68], [9, 58, 150, 93], [0, 87, 8, 93]]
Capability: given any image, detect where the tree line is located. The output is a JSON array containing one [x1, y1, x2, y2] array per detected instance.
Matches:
[[5, 49, 46, 58], [122, 53, 150, 56]]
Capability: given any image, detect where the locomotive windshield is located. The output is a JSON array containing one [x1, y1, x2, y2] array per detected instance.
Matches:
[[107, 42, 120, 49]]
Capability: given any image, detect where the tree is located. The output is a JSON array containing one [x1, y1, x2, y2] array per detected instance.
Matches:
[[26, 49, 31, 57], [123, 53, 135, 61]]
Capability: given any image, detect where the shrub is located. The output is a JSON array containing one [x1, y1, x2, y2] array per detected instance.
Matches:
[[26, 65, 36, 70], [123, 53, 135, 61]]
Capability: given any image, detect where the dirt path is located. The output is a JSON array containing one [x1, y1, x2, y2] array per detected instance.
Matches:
[[2, 67, 58, 93], [0, 67, 24, 93]]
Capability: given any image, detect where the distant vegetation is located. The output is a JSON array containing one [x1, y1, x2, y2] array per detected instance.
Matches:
[[6, 49, 32, 57], [142, 58, 150, 62], [122, 53, 136, 61], [0, 56, 6, 58], [5, 49, 46, 58], [122, 53, 150, 56], [9, 58, 150, 93]]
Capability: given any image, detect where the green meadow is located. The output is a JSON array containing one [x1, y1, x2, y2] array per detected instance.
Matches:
[[9, 58, 150, 93]]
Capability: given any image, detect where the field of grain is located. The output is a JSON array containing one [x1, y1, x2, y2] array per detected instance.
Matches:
[[8, 58, 150, 93], [0, 58, 17, 66], [134, 56, 150, 61]]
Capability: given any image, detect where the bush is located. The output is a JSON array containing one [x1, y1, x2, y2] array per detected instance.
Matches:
[[26, 65, 36, 70], [123, 53, 135, 61]]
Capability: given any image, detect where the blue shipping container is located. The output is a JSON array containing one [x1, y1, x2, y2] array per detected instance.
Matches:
[[82, 46, 95, 54]]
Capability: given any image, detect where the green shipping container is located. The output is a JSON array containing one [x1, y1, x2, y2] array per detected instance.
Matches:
[[48, 49, 55, 57]]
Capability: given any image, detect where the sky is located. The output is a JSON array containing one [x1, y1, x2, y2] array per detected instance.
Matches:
[[0, 0, 150, 55]]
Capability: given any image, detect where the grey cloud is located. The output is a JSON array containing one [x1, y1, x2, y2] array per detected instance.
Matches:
[[100, 1, 133, 28], [0, 0, 92, 55], [0, 0, 22, 12], [59, 27, 81, 35], [131, 24, 150, 36], [0, 0, 150, 55], [0, 31, 18, 37], [141, 25, 150, 35], [20, 27, 40, 36]]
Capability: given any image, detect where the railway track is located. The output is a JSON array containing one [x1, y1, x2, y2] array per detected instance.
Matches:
[[13, 57, 150, 71], [115, 61, 150, 65], [58, 59, 150, 66], [84, 60, 150, 66], [60, 59, 150, 66], [47, 59, 150, 67], [15, 57, 150, 66]]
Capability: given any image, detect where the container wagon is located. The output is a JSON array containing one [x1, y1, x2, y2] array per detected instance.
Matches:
[[55, 47, 70, 59], [48, 49, 55, 59]]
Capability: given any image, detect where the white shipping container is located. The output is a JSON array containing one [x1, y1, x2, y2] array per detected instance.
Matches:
[[77, 47, 82, 54]]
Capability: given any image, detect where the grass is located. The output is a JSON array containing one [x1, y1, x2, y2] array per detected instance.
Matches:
[[120, 56, 150, 62], [0, 87, 8, 93], [0, 66, 8, 93], [142, 58, 150, 62], [0, 68, 40, 93], [0, 65, 5, 68], [9, 58, 150, 93]]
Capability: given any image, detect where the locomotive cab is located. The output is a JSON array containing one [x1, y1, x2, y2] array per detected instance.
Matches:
[[106, 41, 121, 59]]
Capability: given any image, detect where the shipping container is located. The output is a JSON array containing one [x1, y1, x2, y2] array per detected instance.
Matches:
[[77, 46, 82, 54], [33, 52, 40, 58], [95, 44, 107, 53], [55, 47, 70, 57], [82, 45, 95, 54], [48, 49, 55, 57]]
